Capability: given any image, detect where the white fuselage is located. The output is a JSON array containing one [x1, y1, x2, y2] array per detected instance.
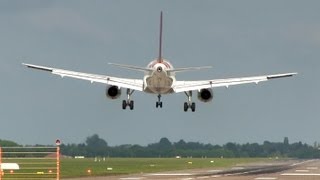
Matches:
[[143, 59, 176, 94]]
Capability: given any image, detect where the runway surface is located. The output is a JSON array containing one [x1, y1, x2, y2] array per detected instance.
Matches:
[[66, 159, 320, 180]]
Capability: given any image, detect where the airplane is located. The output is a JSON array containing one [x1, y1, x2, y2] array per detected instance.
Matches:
[[23, 12, 297, 112]]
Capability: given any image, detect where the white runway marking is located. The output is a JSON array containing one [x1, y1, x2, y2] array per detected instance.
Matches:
[[296, 169, 309, 172], [295, 169, 309, 172], [307, 166, 318, 170], [211, 175, 222, 178], [207, 169, 222, 173], [290, 159, 315, 166], [255, 177, 277, 180], [281, 173, 320, 176], [120, 178, 143, 180], [146, 173, 193, 176], [196, 176, 210, 179]]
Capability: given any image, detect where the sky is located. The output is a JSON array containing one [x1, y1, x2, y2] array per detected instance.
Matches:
[[0, 0, 319, 146]]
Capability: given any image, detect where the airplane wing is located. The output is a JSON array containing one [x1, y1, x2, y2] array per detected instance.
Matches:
[[22, 63, 143, 91], [173, 72, 297, 93]]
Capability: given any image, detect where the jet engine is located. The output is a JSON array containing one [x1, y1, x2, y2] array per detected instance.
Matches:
[[106, 86, 121, 99], [197, 89, 213, 102]]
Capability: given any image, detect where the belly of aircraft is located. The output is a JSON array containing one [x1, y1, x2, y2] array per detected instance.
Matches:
[[144, 73, 174, 94]]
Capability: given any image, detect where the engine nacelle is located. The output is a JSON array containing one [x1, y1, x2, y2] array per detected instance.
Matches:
[[106, 86, 121, 99], [197, 89, 213, 102]]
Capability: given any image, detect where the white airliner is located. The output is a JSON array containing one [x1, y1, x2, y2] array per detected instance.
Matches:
[[23, 12, 297, 112]]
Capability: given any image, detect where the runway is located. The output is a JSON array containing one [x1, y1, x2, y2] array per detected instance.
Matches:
[[66, 159, 320, 180]]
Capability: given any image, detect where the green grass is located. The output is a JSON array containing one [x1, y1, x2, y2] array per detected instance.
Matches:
[[60, 158, 270, 178], [1, 157, 274, 178]]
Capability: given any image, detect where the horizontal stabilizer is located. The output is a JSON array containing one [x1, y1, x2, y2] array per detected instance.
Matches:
[[108, 63, 152, 72], [168, 66, 212, 73]]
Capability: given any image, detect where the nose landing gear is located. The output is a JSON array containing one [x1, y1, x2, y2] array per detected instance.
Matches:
[[156, 94, 163, 108]]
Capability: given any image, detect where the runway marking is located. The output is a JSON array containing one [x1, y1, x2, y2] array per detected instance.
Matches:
[[119, 178, 143, 180], [307, 166, 318, 170], [211, 175, 222, 178], [207, 170, 222, 173], [290, 159, 315, 166], [295, 169, 309, 172], [196, 176, 210, 179], [255, 177, 277, 180], [281, 173, 320, 176], [146, 173, 193, 176]]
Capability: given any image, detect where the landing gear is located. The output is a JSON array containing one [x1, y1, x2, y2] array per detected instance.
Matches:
[[156, 94, 163, 108], [122, 89, 135, 110], [184, 91, 196, 112]]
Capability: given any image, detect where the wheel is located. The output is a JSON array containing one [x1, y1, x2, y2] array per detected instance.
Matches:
[[184, 102, 188, 112], [122, 100, 127, 110], [129, 100, 134, 110], [159, 102, 163, 108], [156, 102, 159, 108], [191, 102, 196, 112]]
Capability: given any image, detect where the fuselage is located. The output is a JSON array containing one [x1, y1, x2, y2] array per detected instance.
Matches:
[[143, 59, 176, 94]]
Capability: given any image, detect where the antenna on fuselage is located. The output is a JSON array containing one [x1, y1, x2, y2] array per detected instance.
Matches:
[[158, 11, 163, 63]]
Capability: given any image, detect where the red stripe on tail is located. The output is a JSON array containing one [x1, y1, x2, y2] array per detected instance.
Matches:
[[158, 11, 163, 63]]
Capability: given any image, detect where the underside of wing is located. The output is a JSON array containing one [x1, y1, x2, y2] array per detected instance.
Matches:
[[173, 73, 297, 93], [23, 63, 143, 91]]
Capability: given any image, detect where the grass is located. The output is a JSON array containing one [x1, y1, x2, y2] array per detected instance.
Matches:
[[1, 157, 274, 178], [60, 157, 269, 178]]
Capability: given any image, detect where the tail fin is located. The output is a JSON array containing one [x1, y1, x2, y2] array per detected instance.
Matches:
[[158, 11, 163, 63]]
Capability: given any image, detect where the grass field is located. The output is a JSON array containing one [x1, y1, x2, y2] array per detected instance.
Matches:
[[60, 157, 270, 178], [1, 157, 274, 178]]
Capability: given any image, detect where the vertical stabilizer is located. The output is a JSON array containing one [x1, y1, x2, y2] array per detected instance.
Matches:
[[158, 11, 163, 63]]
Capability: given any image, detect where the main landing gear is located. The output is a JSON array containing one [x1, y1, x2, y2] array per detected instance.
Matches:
[[184, 91, 196, 112], [156, 94, 163, 108], [122, 89, 135, 110]]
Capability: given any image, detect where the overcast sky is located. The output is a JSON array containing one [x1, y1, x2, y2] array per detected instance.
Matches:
[[0, 0, 319, 146]]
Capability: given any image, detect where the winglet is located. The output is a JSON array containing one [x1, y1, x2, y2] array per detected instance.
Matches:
[[158, 11, 163, 63]]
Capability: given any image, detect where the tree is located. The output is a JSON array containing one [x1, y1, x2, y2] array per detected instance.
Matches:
[[159, 137, 172, 150], [86, 134, 108, 147], [85, 134, 108, 157], [284, 137, 289, 146], [0, 139, 19, 147], [174, 139, 187, 149]]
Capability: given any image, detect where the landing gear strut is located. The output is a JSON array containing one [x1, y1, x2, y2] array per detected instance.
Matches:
[[156, 94, 163, 108], [122, 89, 135, 110], [184, 91, 195, 112]]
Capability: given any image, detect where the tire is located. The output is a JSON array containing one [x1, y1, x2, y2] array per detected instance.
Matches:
[[184, 102, 188, 112], [191, 102, 196, 112], [129, 100, 134, 110], [160, 102, 163, 108], [122, 100, 127, 110]]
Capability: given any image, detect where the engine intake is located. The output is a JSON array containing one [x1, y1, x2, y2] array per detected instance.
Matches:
[[106, 86, 121, 99], [198, 89, 213, 102]]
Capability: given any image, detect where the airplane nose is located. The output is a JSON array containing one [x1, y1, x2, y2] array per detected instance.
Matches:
[[157, 66, 162, 72]]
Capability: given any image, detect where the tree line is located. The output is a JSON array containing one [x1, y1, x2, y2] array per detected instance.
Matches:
[[60, 135, 320, 159], [1, 135, 320, 158]]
